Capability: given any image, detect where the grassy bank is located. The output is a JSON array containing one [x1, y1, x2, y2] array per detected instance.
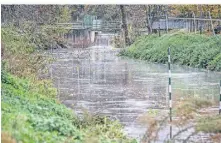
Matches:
[[1, 69, 135, 143], [119, 32, 221, 71], [1, 26, 136, 143]]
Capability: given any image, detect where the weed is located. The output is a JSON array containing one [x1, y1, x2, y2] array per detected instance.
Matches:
[[196, 115, 221, 133]]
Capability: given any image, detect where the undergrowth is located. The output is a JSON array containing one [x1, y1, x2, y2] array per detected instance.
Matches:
[[1, 69, 136, 143], [196, 115, 221, 133], [120, 32, 221, 71]]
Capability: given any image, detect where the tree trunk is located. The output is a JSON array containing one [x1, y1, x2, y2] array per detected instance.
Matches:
[[144, 5, 152, 34], [120, 5, 130, 46], [218, 5, 221, 25]]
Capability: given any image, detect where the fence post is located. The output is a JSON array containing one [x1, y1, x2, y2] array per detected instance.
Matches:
[[218, 10, 221, 25], [219, 80, 221, 114], [58, 77, 60, 100], [50, 65, 53, 80], [208, 11, 215, 36], [168, 47, 172, 139], [81, 34, 83, 48], [192, 12, 196, 34], [165, 13, 169, 33], [200, 26, 202, 34], [50, 43, 53, 54], [158, 24, 161, 37], [77, 65, 80, 95]]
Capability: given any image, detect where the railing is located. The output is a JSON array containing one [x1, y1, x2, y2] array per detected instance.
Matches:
[[55, 21, 122, 31]]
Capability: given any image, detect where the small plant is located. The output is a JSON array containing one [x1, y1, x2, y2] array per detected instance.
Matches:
[[196, 115, 221, 133]]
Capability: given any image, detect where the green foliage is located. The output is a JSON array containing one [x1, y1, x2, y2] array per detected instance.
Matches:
[[120, 32, 221, 71], [196, 115, 221, 133], [57, 6, 72, 23], [1, 70, 136, 143], [174, 96, 214, 121], [2, 26, 49, 77]]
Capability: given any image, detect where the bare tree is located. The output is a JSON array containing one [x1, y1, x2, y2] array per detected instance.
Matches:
[[143, 5, 166, 34]]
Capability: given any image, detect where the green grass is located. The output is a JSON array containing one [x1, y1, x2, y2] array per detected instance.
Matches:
[[120, 32, 221, 71], [196, 115, 221, 133]]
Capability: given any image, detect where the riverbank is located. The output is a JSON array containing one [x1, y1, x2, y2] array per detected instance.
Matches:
[[1, 68, 136, 143], [1, 26, 136, 143], [119, 32, 221, 71]]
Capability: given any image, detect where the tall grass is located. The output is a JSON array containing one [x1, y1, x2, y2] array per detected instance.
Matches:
[[120, 32, 221, 71]]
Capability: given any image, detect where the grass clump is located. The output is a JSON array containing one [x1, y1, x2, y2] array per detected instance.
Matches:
[[174, 96, 214, 125], [120, 32, 221, 71], [196, 115, 221, 133]]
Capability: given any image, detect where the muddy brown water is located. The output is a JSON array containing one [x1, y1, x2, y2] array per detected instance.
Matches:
[[48, 44, 221, 142]]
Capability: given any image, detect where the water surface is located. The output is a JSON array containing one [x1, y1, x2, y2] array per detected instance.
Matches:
[[49, 44, 221, 141]]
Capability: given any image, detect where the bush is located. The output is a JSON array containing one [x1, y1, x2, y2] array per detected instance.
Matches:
[[120, 32, 221, 71], [1, 70, 136, 143], [196, 115, 221, 133]]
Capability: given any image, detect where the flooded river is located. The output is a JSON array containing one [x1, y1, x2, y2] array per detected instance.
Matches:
[[49, 42, 221, 142]]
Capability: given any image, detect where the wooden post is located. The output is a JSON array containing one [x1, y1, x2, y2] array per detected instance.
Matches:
[[74, 34, 76, 44], [58, 77, 60, 100], [77, 66, 80, 95], [165, 13, 169, 33], [89, 49, 91, 95], [218, 10, 221, 25], [81, 33, 83, 48], [208, 11, 216, 36], [200, 26, 202, 34], [51, 43, 53, 54], [50, 65, 53, 80], [219, 80, 221, 114], [50, 43, 53, 80], [192, 12, 196, 34], [158, 24, 161, 37]]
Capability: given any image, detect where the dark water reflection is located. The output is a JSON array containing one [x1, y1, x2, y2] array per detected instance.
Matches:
[[49, 45, 221, 141]]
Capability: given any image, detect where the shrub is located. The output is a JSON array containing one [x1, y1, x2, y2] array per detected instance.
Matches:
[[120, 32, 221, 71]]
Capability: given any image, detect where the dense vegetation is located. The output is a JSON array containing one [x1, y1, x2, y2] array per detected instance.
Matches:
[[1, 26, 136, 143], [1, 69, 136, 143], [120, 32, 221, 71]]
